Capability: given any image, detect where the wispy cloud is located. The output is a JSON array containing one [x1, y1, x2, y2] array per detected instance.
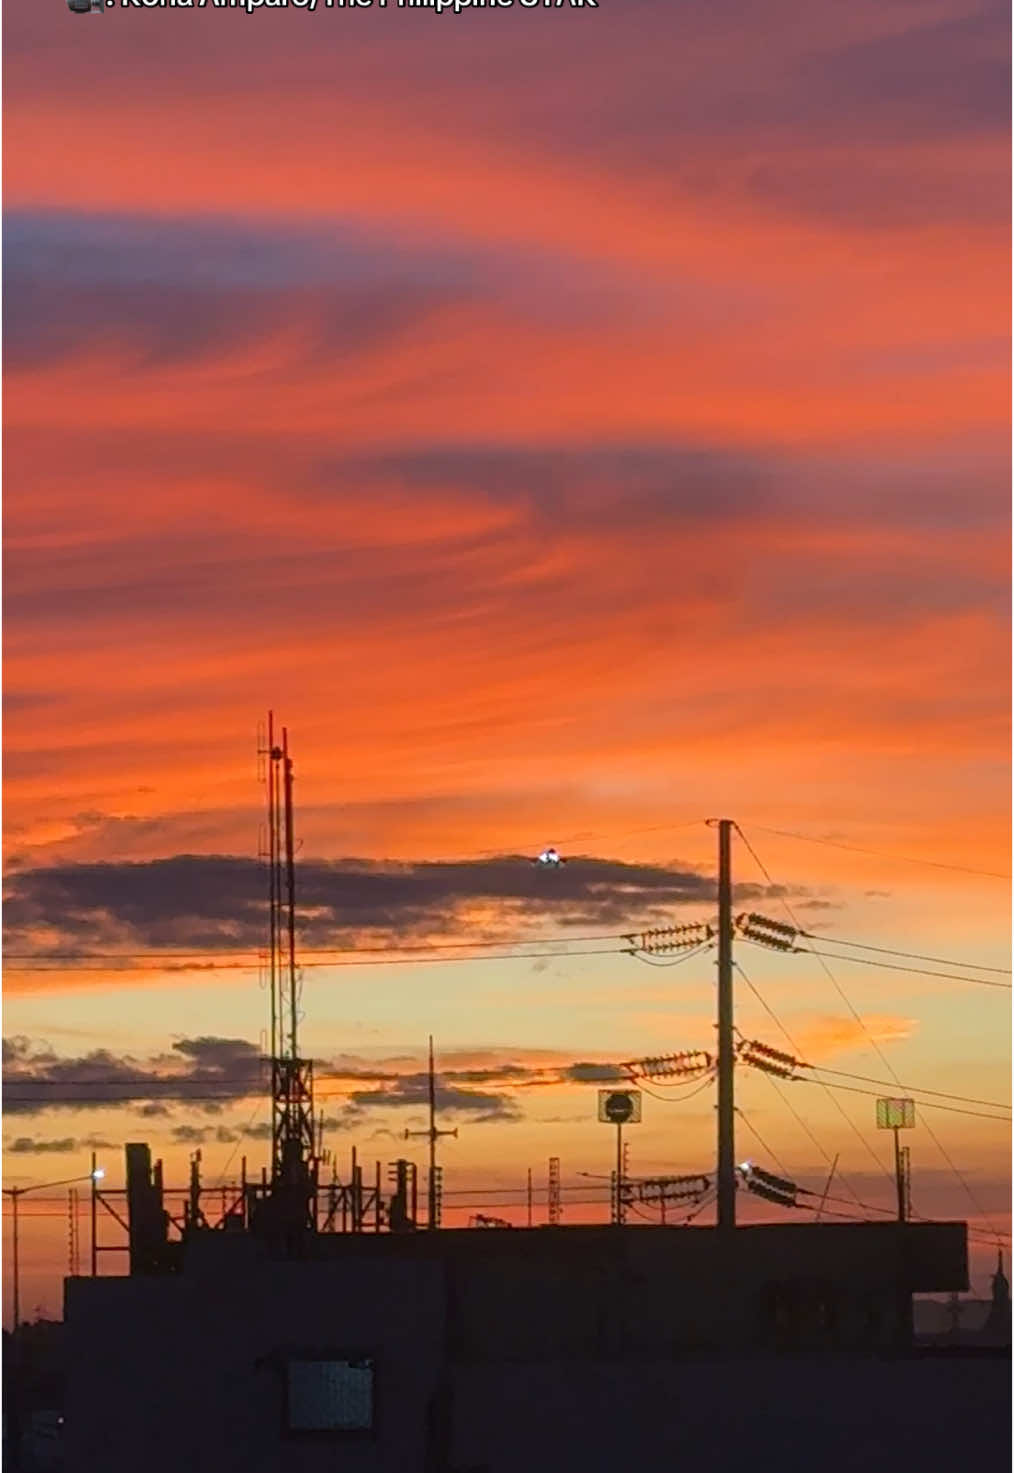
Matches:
[[3, 1134, 115, 1155]]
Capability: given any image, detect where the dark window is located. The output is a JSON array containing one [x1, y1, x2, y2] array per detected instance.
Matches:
[[284, 1356, 375, 1435]]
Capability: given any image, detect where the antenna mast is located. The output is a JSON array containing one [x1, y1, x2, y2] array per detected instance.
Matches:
[[404, 1036, 457, 1228], [261, 713, 317, 1235]]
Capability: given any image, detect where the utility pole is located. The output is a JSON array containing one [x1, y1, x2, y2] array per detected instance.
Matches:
[[68, 1188, 80, 1276], [893, 1130, 909, 1223], [876, 1098, 915, 1224], [4, 1164, 104, 1328], [716, 818, 736, 1231], [614, 1124, 625, 1225], [405, 1037, 457, 1228], [90, 1152, 98, 1276], [11, 1189, 20, 1330]]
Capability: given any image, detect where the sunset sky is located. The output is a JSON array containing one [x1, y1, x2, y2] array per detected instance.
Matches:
[[3, 0, 1010, 1321]]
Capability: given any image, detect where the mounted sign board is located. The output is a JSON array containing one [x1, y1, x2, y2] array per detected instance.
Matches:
[[875, 1097, 915, 1130], [597, 1089, 642, 1125]]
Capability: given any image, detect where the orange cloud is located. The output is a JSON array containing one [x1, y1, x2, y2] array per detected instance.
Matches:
[[791, 1013, 916, 1061]]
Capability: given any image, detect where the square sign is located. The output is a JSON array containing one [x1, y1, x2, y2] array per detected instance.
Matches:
[[876, 1097, 915, 1130], [597, 1089, 642, 1125]]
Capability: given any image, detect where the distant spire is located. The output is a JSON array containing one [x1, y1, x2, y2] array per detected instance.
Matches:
[[984, 1248, 1011, 1343], [992, 1249, 1009, 1307]]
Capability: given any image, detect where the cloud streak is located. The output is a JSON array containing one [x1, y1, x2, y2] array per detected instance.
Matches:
[[4, 850, 773, 956]]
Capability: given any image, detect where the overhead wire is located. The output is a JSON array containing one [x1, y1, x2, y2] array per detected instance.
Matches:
[[747, 824, 1011, 882], [744, 1057, 869, 1211], [807, 1065, 1010, 1116], [798, 933, 1011, 976], [8, 938, 725, 975], [2, 943, 633, 974], [733, 1106, 794, 1183], [210, 1097, 266, 1190], [2, 930, 638, 962], [630, 943, 715, 968], [734, 959, 895, 1195], [800, 950, 1011, 991], [799, 1076, 1010, 1123], [680, 1186, 717, 1224], [6, 815, 1007, 1241], [734, 824, 1004, 1242], [635, 1071, 716, 1105]]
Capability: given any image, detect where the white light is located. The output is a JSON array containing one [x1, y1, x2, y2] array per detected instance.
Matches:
[[91, 1168, 105, 1180], [538, 848, 561, 866], [737, 1161, 753, 1176]]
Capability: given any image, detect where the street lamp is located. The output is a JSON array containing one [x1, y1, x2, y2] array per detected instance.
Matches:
[[4, 1166, 104, 1330]]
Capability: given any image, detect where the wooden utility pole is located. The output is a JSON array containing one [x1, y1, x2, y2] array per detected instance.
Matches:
[[716, 819, 736, 1230]]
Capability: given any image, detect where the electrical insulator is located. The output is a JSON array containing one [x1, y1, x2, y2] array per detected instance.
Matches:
[[747, 1040, 797, 1065], [746, 1177, 798, 1207], [740, 1163, 798, 1206], [636, 1175, 710, 1204], [751, 1165, 796, 1195], [742, 1054, 798, 1079], [629, 922, 714, 955], [621, 1049, 713, 1080], [745, 914, 796, 937], [735, 913, 799, 951], [737, 1038, 805, 1079]]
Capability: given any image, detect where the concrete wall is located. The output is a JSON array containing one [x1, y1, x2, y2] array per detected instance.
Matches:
[[61, 1222, 974, 1473], [449, 1354, 1012, 1473], [64, 1249, 446, 1473]]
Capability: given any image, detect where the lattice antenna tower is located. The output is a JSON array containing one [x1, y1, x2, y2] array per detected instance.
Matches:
[[259, 713, 317, 1212]]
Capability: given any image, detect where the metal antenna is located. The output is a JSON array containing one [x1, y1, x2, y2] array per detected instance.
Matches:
[[405, 1036, 457, 1228], [259, 715, 317, 1236]]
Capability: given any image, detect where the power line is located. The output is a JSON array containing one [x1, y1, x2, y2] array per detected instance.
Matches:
[[636, 1071, 716, 1105], [801, 933, 1011, 976], [748, 824, 1011, 882], [802, 950, 1012, 991], [733, 960, 895, 1191], [734, 825, 1004, 1242], [8, 1184, 1009, 1245], [7, 1078, 1007, 1126], [8, 1056, 1007, 1120], [800, 1076, 1011, 1124], [746, 1064, 869, 1212], [1, 930, 635, 962], [734, 1106, 794, 1182], [2, 943, 632, 974], [631, 943, 715, 969], [808, 1066, 1010, 1115]]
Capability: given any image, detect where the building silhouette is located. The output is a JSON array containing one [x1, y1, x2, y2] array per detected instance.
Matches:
[[50, 1151, 1014, 1473]]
